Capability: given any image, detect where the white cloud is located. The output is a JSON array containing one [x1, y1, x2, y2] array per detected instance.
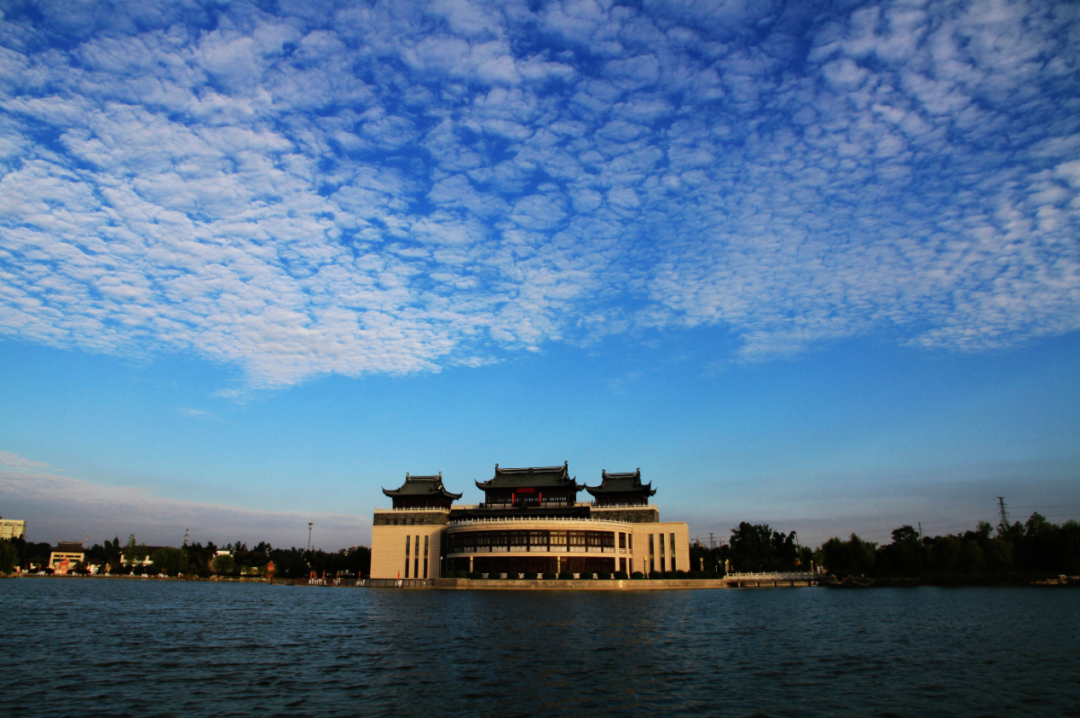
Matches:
[[0, 0, 1077, 387]]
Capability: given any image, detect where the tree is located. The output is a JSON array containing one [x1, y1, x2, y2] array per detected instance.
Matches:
[[212, 554, 236, 575], [151, 547, 189, 576], [0, 540, 17, 573]]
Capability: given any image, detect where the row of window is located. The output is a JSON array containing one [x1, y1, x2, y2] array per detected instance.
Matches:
[[646, 532, 678, 573], [403, 535, 430, 579], [448, 530, 628, 551]]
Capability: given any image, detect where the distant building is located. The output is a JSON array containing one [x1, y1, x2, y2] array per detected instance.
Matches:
[[0, 517, 26, 540], [49, 542, 86, 574], [370, 463, 689, 579]]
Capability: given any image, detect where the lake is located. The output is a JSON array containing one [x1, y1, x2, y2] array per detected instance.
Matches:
[[3, 579, 1078, 717]]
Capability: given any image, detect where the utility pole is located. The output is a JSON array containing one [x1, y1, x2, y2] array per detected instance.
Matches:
[[708, 532, 716, 549], [183, 528, 189, 548], [307, 521, 313, 552], [997, 497, 1009, 531], [918, 522, 923, 541]]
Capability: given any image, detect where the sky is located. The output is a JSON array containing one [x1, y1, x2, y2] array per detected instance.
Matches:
[[1, 0, 1078, 551]]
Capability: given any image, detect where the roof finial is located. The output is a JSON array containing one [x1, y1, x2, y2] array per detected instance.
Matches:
[[406, 472, 410, 478]]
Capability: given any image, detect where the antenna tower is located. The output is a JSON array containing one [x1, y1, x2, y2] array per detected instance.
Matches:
[[997, 497, 1010, 530], [183, 528, 190, 548]]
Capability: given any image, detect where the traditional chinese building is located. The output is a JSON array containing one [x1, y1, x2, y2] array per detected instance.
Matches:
[[370, 463, 689, 579]]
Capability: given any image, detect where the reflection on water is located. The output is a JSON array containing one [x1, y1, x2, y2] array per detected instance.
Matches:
[[3, 580, 1078, 717]]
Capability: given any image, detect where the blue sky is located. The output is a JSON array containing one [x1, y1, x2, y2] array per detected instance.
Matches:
[[1, 0, 1078, 550]]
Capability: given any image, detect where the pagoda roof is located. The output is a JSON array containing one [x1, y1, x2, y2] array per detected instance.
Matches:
[[475, 462, 585, 491], [585, 468, 656, 497], [382, 473, 462, 500]]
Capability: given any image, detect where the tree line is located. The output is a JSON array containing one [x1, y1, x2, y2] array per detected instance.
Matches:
[[821, 513, 1080, 578], [0, 534, 371, 579], [691, 522, 814, 574]]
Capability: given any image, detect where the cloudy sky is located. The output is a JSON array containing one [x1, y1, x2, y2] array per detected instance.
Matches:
[[1, 0, 1078, 550]]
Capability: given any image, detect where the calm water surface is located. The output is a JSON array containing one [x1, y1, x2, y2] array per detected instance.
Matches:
[[3, 579, 1078, 717]]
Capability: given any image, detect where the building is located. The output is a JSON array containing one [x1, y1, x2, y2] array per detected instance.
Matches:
[[0, 517, 26, 540], [370, 463, 689, 579], [49, 542, 86, 574]]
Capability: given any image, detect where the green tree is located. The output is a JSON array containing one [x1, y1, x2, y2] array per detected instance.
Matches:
[[0, 540, 18, 573], [212, 554, 236, 575], [151, 547, 189, 576]]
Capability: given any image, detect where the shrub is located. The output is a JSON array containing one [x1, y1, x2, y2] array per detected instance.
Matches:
[[705, 570, 719, 579], [676, 570, 687, 578], [663, 571, 676, 579], [524, 571, 538, 580], [578, 572, 594, 579], [688, 570, 701, 579], [542, 572, 557, 580], [631, 571, 644, 579], [468, 571, 483, 580], [649, 570, 662, 579], [614, 571, 629, 580], [597, 571, 612, 580], [489, 572, 505, 579], [558, 571, 574, 580]]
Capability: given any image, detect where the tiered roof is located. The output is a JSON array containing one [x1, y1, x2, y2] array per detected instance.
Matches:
[[585, 468, 656, 499], [475, 462, 585, 491], [382, 473, 462, 501]]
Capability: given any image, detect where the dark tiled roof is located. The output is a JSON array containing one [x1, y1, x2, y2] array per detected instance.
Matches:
[[475, 462, 585, 491], [585, 468, 657, 497], [54, 542, 85, 553], [383, 473, 463, 500]]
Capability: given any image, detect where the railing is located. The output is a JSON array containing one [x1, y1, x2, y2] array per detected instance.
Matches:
[[726, 572, 817, 580], [447, 544, 617, 556], [375, 502, 659, 512], [449, 516, 633, 527], [365, 578, 434, 588], [374, 507, 452, 513], [590, 504, 660, 511]]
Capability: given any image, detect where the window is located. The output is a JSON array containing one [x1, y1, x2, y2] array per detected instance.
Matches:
[[405, 537, 411, 556], [620, 558, 626, 573], [530, 531, 546, 546], [423, 536, 429, 578], [569, 531, 586, 546], [619, 533, 626, 549], [476, 533, 490, 547], [586, 532, 603, 547], [628, 534, 633, 551], [509, 532, 527, 546], [649, 534, 654, 555], [600, 532, 615, 548], [659, 537, 665, 556], [549, 531, 566, 547], [670, 533, 677, 571]]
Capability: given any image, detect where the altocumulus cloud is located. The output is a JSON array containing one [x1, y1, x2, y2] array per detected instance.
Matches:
[[0, 0, 1077, 386]]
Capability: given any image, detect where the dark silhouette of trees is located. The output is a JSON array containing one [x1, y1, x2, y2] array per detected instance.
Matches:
[[820, 513, 1080, 578]]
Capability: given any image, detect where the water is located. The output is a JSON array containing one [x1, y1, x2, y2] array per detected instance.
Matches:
[[3, 579, 1078, 717]]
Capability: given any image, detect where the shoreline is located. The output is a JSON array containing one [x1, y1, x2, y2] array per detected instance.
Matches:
[[5, 573, 1076, 588]]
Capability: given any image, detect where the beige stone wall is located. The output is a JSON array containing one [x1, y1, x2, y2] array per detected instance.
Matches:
[[631, 522, 689, 575], [370, 524, 445, 579]]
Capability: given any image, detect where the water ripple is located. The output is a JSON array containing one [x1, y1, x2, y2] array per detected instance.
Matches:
[[2, 580, 1078, 717]]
